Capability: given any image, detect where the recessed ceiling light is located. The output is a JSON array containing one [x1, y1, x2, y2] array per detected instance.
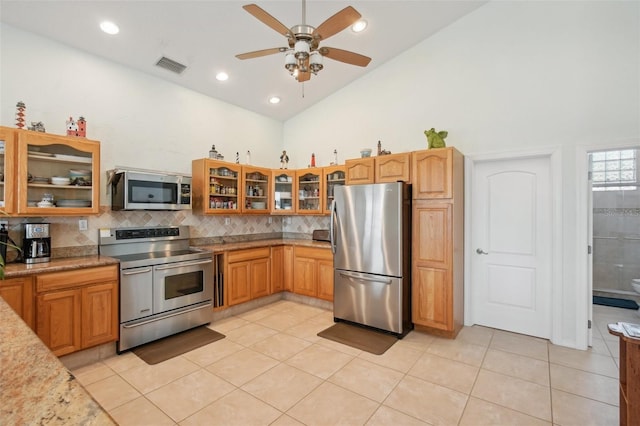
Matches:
[[352, 19, 367, 33], [215, 72, 229, 81], [100, 21, 119, 35], [269, 96, 281, 104]]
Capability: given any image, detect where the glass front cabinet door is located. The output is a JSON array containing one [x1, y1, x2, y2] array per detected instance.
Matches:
[[192, 159, 241, 214], [17, 130, 100, 215], [271, 170, 295, 214], [0, 127, 17, 213], [242, 166, 271, 214], [322, 165, 345, 214], [295, 168, 322, 214]]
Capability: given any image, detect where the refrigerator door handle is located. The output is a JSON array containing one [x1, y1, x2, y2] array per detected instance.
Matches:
[[330, 199, 337, 254], [338, 271, 393, 285]]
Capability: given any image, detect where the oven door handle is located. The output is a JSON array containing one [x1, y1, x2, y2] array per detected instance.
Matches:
[[154, 259, 213, 271], [122, 301, 212, 329], [121, 267, 152, 275]]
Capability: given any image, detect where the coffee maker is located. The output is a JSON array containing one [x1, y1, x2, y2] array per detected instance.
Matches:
[[22, 223, 51, 264]]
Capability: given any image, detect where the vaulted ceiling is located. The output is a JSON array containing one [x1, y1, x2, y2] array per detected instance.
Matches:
[[1, 1, 486, 121]]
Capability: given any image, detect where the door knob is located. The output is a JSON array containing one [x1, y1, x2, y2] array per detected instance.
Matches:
[[476, 248, 489, 255]]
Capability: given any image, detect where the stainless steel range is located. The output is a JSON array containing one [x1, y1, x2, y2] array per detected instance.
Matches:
[[98, 226, 213, 352]]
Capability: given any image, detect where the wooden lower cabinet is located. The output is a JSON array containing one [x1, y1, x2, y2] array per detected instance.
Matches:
[[271, 245, 294, 293], [412, 200, 462, 338], [0, 275, 34, 329], [293, 246, 333, 301], [227, 247, 271, 306], [35, 265, 118, 356]]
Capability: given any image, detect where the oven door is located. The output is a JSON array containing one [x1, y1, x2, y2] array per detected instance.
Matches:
[[152, 258, 213, 313]]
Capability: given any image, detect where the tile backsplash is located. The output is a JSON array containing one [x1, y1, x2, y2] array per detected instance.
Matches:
[[2, 208, 330, 262]]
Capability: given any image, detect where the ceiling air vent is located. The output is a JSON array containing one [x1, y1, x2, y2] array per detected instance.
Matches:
[[155, 56, 187, 74]]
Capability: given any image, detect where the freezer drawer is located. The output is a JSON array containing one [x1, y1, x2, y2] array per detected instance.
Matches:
[[334, 269, 405, 334]]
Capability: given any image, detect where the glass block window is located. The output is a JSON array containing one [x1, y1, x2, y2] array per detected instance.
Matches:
[[591, 149, 637, 191]]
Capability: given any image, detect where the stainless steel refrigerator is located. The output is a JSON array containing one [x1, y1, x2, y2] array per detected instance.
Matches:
[[330, 182, 412, 336]]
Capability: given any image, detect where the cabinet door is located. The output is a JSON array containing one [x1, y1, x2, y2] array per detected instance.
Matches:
[[192, 158, 241, 214], [271, 246, 284, 293], [317, 258, 334, 302], [0, 275, 34, 329], [323, 166, 345, 214], [412, 202, 452, 270], [250, 257, 271, 298], [376, 153, 411, 183], [283, 245, 294, 292], [296, 168, 322, 214], [345, 158, 375, 185], [412, 148, 453, 199], [17, 130, 100, 215], [0, 126, 17, 213], [82, 282, 118, 348], [293, 256, 317, 297], [228, 261, 252, 306], [242, 166, 271, 213], [412, 266, 451, 331], [272, 170, 295, 213], [37, 289, 82, 356]]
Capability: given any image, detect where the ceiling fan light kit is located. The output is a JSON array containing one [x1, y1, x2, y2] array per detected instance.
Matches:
[[237, 1, 371, 83]]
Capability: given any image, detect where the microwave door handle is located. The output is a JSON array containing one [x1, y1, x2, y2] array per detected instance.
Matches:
[[154, 259, 213, 271]]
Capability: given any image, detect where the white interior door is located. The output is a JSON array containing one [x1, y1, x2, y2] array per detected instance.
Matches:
[[471, 155, 553, 338]]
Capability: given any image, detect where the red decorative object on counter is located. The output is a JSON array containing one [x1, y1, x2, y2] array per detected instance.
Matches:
[[311, 153, 316, 167], [77, 116, 87, 137]]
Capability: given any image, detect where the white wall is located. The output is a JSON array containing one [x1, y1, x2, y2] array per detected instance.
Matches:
[[0, 24, 284, 206], [283, 0, 639, 349]]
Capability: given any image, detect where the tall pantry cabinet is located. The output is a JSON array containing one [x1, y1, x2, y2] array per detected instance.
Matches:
[[411, 147, 464, 338]]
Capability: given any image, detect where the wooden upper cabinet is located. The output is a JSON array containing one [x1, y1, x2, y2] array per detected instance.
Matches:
[[412, 148, 463, 200], [345, 157, 375, 185], [375, 153, 411, 183], [296, 168, 322, 214], [272, 170, 295, 214], [14, 129, 100, 215], [0, 127, 17, 213], [322, 165, 345, 214], [191, 158, 241, 214], [242, 165, 271, 213]]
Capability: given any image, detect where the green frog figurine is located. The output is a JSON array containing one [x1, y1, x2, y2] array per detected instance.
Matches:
[[424, 128, 448, 149]]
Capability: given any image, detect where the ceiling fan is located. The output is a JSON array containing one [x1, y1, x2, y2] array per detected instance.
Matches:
[[236, 1, 371, 82]]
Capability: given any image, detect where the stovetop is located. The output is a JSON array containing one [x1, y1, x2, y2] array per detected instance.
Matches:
[[110, 248, 212, 269], [98, 226, 212, 268]]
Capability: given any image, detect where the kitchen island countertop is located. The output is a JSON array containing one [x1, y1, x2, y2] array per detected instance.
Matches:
[[0, 296, 116, 425]]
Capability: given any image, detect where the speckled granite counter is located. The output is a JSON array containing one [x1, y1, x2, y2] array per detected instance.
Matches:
[[2, 255, 120, 279], [0, 296, 115, 425], [195, 237, 331, 253]]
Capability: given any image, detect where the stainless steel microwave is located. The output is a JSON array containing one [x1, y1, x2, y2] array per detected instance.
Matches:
[[111, 170, 191, 211]]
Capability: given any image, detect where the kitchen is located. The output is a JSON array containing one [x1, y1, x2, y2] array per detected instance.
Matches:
[[1, 0, 639, 425]]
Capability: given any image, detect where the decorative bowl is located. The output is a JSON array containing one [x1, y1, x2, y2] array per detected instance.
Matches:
[[360, 149, 372, 158], [50, 176, 71, 185]]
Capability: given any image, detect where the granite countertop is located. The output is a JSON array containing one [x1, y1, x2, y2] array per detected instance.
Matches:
[[3, 255, 120, 279], [197, 238, 331, 253], [1, 238, 330, 277], [0, 296, 116, 425]]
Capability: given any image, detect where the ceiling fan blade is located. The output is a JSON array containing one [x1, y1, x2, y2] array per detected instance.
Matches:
[[319, 47, 371, 67], [312, 6, 361, 41], [236, 47, 287, 60], [243, 4, 294, 41]]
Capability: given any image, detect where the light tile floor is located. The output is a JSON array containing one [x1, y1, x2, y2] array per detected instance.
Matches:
[[71, 301, 639, 425]]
